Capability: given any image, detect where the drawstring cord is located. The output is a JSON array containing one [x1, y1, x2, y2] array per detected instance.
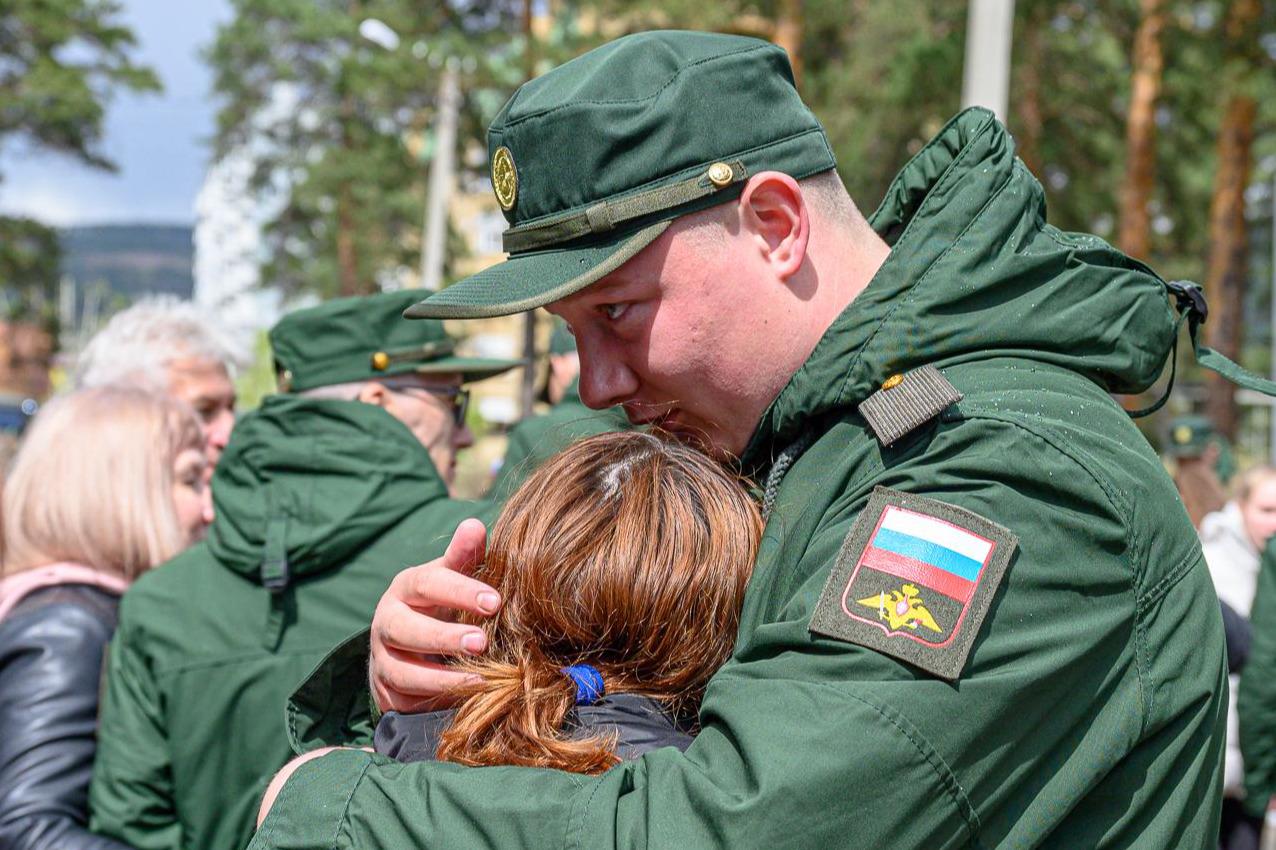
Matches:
[[761, 431, 814, 521]]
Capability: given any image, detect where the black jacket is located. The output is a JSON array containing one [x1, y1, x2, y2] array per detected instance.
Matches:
[[0, 585, 132, 850], [375, 693, 695, 764]]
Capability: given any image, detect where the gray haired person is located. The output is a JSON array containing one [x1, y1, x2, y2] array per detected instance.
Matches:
[[74, 297, 245, 469]]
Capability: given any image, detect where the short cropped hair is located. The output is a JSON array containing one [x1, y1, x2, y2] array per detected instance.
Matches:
[[73, 296, 246, 392], [2, 387, 205, 580], [677, 169, 865, 247]]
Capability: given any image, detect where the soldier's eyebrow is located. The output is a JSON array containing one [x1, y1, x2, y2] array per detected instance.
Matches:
[[586, 273, 654, 301]]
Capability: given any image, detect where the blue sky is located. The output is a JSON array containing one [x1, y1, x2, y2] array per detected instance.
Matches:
[[0, 0, 230, 226]]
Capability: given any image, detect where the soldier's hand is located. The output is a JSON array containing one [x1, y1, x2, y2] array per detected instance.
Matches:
[[368, 518, 500, 713]]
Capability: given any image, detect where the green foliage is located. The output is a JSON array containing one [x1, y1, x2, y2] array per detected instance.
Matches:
[[0, 0, 161, 180], [0, 216, 60, 327], [206, 0, 557, 299]]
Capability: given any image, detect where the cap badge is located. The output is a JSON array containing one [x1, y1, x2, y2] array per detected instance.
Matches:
[[371, 351, 390, 371], [707, 162, 734, 188], [492, 146, 518, 211], [1173, 425, 1192, 444]]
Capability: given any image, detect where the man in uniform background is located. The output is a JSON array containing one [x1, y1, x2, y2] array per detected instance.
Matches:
[[253, 31, 1227, 848]]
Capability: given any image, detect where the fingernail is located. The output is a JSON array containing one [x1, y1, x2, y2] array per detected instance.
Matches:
[[477, 592, 501, 614], [461, 632, 486, 654]]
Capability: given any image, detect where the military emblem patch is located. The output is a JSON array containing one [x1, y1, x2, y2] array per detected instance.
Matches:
[[492, 146, 518, 211], [809, 486, 1018, 681]]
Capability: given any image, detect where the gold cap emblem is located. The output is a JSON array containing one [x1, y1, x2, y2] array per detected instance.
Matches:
[[707, 162, 733, 188], [492, 146, 518, 211], [881, 373, 904, 391], [1173, 425, 1193, 444], [371, 351, 390, 371], [278, 369, 293, 393]]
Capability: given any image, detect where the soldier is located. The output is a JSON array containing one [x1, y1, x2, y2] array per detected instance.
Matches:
[[1167, 414, 1235, 528], [88, 290, 517, 850], [252, 32, 1244, 848], [488, 318, 629, 497]]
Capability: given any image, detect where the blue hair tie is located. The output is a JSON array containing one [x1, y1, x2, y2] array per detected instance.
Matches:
[[561, 664, 605, 706]]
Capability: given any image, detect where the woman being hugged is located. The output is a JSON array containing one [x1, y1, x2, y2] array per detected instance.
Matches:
[[375, 430, 763, 772], [0, 387, 211, 850]]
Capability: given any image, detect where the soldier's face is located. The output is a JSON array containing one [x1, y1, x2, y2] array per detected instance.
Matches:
[[378, 373, 472, 489], [548, 212, 807, 460]]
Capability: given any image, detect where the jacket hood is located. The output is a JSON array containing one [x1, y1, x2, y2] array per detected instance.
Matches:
[[746, 108, 1177, 462], [208, 395, 447, 583], [1200, 501, 1252, 553]]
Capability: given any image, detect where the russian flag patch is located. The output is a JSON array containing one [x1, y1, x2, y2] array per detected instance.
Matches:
[[809, 486, 1018, 680]]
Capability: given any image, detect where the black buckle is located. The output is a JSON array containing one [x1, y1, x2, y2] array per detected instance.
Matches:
[[261, 557, 290, 593], [1166, 280, 1208, 326]]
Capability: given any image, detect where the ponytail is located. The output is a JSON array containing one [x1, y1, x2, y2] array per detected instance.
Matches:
[[435, 651, 621, 774], [431, 431, 763, 775]]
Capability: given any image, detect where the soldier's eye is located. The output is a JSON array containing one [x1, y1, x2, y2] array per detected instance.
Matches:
[[601, 303, 628, 321]]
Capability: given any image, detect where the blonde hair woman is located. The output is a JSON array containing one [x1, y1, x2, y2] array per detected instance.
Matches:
[[0, 387, 211, 850]]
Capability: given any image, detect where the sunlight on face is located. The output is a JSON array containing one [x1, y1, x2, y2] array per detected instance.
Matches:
[[1243, 477, 1276, 552], [548, 218, 799, 460]]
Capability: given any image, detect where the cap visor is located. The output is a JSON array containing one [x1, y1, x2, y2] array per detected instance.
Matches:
[[414, 356, 523, 383], [404, 220, 670, 320]]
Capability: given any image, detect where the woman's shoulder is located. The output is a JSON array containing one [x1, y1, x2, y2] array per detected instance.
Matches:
[[0, 585, 119, 659]]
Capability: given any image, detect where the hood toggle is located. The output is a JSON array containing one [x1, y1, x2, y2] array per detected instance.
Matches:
[[1135, 280, 1276, 418]]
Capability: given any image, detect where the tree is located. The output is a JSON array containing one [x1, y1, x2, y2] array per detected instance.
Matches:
[[1203, 0, 1270, 439], [0, 217, 59, 325], [1118, 0, 1166, 260], [0, 0, 160, 180], [206, 0, 538, 299], [0, 216, 60, 398]]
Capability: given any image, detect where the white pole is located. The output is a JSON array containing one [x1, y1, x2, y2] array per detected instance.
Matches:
[[1269, 174, 1276, 456], [961, 0, 1016, 123], [421, 61, 460, 292]]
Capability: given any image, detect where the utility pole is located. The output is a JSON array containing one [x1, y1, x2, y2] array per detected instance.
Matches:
[[421, 60, 460, 291], [519, 0, 538, 419], [961, 0, 1016, 122]]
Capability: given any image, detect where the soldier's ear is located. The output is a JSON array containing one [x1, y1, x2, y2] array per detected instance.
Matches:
[[737, 171, 809, 282], [357, 381, 393, 410]]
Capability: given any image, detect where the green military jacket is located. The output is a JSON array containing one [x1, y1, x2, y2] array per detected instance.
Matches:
[[488, 378, 629, 499], [249, 110, 1225, 849], [89, 396, 495, 850], [1240, 539, 1276, 815]]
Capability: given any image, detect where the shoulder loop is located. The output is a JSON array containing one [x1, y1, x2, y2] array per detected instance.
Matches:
[[261, 515, 290, 593], [1134, 281, 1276, 421], [261, 514, 291, 651]]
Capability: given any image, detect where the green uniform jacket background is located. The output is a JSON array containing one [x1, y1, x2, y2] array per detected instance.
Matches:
[[250, 109, 1226, 849], [1240, 539, 1276, 815], [88, 396, 494, 850], [487, 378, 629, 499]]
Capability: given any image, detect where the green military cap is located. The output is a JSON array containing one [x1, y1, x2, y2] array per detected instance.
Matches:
[[405, 30, 836, 321], [1165, 415, 1217, 458], [548, 319, 576, 356], [270, 289, 520, 393], [1165, 414, 1236, 484]]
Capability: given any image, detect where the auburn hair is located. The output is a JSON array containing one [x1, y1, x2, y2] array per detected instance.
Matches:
[[436, 431, 763, 773]]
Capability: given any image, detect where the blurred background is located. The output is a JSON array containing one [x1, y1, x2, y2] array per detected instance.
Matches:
[[1, 0, 1275, 495]]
